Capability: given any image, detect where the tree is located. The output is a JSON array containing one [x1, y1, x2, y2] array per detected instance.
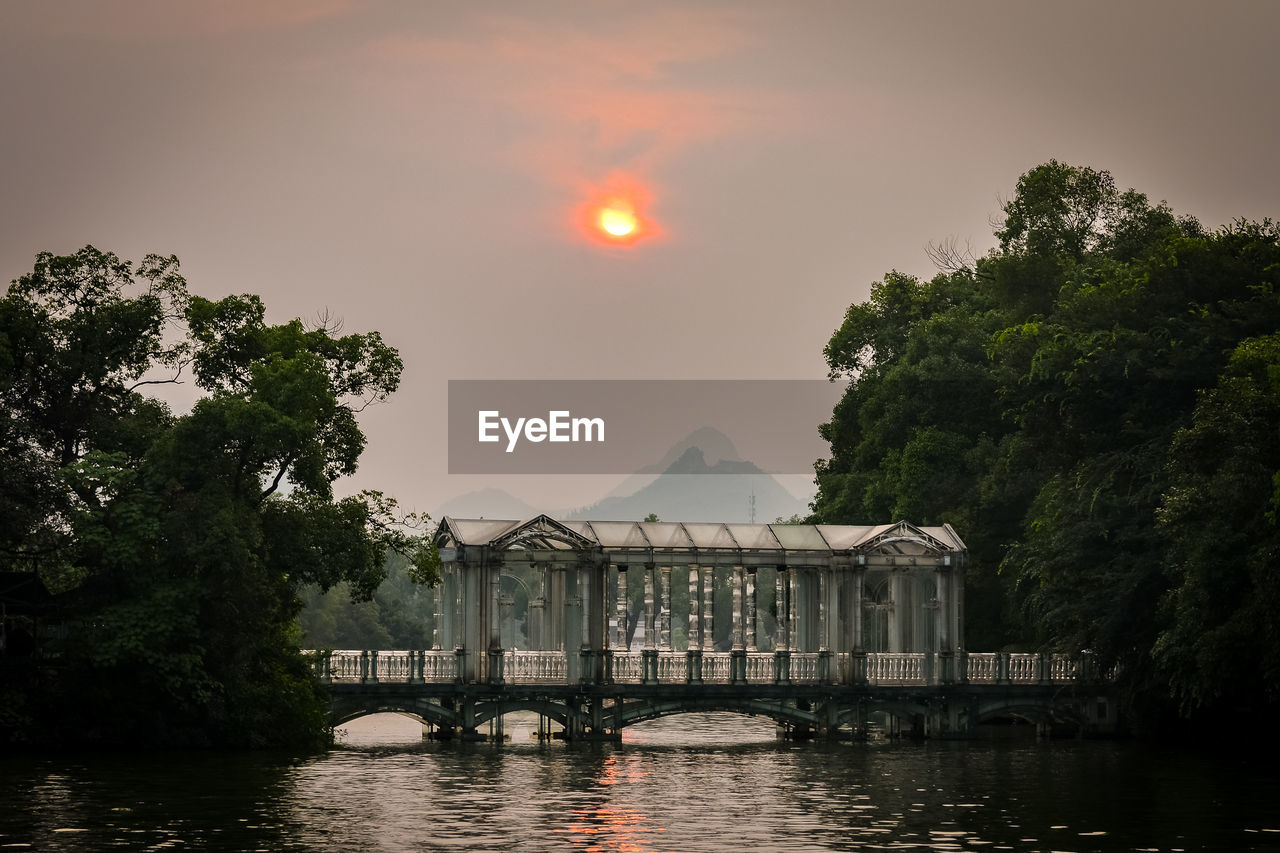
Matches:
[[1154, 333, 1280, 726], [0, 246, 437, 749], [814, 162, 1280, 732]]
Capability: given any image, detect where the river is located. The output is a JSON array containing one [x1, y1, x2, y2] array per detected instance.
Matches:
[[2, 713, 1278, 852]]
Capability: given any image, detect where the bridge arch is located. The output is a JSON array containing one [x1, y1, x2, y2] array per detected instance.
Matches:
[[975, 699, 1087, 732], [330, 697, 460, 729], [613, 697, 821, 731], [470, 698, 575, 730]]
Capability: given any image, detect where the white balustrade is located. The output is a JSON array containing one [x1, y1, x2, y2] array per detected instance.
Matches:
[[966, 652, 997, 684], [504, 650, 566, 683], [420, 650, 458, 682], [1050, 654, 1077, 682], [657, 652, 687, 683], [790, 653, 819, 683], [377, 651, 412, 681], [866, 652, 925, 685], [612, 652, 643, 684], [304, 647, 1088, 688], [702, 653, 732, 683], [1008, 653, 1039, 683], [745, 652, 774, 683]]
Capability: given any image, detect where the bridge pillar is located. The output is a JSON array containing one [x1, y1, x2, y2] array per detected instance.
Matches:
[[851, 699, 870, 740], [487, 648, 505, 685], [774, 649, 791, 684], [746, 568, 758, 651], [686, 648, 703, 684], [730, 649, 747, 684], [938, 650, 956, 685], [817, 649, 833, 685], [850, 649, 867, 685], [642, 649, 659, 684], [996, 651, 1011, 685]]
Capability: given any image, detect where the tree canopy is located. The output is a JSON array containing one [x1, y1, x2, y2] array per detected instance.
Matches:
[[814, 161, 1280, 733], [0, 246, 437, 748]]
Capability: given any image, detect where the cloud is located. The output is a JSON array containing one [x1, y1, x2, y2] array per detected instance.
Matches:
[[359, 8, 796, 201], [6, 0, 359, 41]]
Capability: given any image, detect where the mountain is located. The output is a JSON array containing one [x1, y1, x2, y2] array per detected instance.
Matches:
[[434, 487, 542, 521], [565, 446, 808, 524]]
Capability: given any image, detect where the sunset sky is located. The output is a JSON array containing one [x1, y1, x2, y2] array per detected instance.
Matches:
[[3, 1, 1277, 517]]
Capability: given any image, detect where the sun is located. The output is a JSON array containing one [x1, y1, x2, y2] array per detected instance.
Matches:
[[599, 204, 637, 237], [576, 174, 658, 247]]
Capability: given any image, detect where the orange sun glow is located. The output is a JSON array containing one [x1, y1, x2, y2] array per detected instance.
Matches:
[[578, 176, 657, 247]]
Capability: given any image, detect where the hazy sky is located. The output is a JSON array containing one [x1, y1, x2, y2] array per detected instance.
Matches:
[[3, 1, 1278, 517]]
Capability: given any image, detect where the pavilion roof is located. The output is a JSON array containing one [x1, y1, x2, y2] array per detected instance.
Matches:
[[434, 515, 965, 559]]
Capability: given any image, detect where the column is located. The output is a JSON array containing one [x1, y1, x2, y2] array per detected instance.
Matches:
[[731, 565, 745, 650], [614, 566, 628, 650], [688, 564, 701, 650], [746, 568, 758, 652], [701, 567, 715, 652], [851, 567, 865, 651], [888, 572, 905, 653], [487, 557, 504, 684], [775, 570, 789, 650], [644, 563, 657, 650], [788, 568, 800, 651], [687, 563, 703, 683], [817, 568, 829, 651], [935, 568, 950, 652], [659, 566, 672, 649], [850, 566, 867, 684], [564, 563, 581, 682]]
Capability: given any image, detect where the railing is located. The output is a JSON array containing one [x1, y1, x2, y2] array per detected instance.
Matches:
[[612, 652, 644, 683], [304, 649, 1099, 687], [746, 652, 774, 682], [966, 652, 997, 683], [965, 651, 1087, 684], [790, 652, 819, 682], [866, 652, 925, 685], [503, 650, 566, 683]]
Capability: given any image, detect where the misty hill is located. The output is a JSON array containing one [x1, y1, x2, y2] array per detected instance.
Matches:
[[434, 487, 542, 520], [565, 446, 808, 523]]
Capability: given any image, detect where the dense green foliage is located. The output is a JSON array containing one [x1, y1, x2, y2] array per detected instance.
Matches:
[[299, 552, 440, 650], [813, 161, 1280, 732], [0, 247, 438, 749]]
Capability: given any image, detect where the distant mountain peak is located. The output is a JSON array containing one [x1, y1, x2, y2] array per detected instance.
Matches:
[[637, 426, 743, 475]]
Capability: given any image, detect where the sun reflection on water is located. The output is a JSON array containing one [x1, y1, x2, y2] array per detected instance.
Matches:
[[554, 755, 666, 852]]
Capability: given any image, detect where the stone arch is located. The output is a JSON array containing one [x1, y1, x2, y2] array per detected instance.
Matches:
[[975, 699, 1086, 732], [614, 697, 820, 731], [469, 698, 576, 730], [330, 697, 460, 729], [837, 699, 928, 729]]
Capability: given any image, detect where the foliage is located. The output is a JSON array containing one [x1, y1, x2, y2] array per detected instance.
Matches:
[[813, 163, 1280, 731], [0, 247, 436, 749]]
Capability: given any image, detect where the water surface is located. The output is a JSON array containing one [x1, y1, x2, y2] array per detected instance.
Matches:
[[3, 713, 1278, 852]]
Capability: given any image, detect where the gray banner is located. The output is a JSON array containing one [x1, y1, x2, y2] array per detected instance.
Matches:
[[448, 379, 845, 475]]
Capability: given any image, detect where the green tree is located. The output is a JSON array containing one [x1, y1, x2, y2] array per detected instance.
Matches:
[[1153, 333, 1280, 726], [814, 162, 1280, 732], [0, 246, 437, 749]]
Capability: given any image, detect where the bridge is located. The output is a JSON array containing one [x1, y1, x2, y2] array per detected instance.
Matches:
[[312, 515, 1116, 740]]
